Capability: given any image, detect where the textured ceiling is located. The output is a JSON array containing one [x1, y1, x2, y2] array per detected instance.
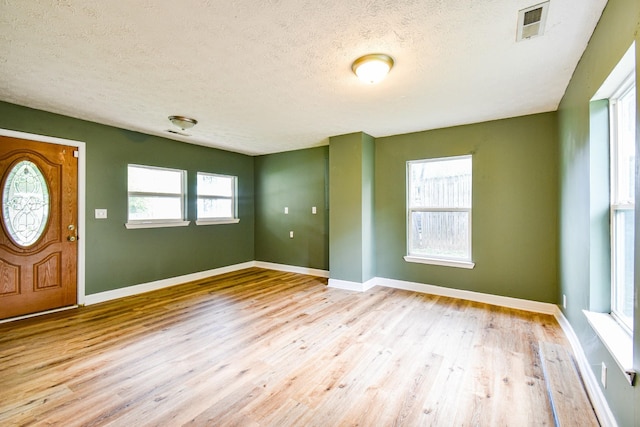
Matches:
[[0, 0, 607, 155]]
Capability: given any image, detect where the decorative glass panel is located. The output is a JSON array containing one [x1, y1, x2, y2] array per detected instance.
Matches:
[[2, 160, 50, 246]]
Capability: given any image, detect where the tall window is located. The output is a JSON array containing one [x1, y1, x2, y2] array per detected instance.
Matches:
[[406, 155, 473, 267], [196, 172, 238, 223], [610, 78, 636, 331], [127, 164, 187, 224]]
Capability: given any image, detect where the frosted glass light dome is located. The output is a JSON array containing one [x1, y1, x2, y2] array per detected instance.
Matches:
[[352, 54, 394, 84]]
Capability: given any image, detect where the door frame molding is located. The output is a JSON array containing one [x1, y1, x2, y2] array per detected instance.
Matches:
[[0, 128, 86, 306]]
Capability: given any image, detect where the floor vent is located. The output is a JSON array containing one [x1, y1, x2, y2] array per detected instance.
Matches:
[[517, 2, 550, 41]]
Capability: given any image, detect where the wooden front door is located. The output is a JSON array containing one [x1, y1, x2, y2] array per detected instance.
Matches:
[[0, 136, 78, 319]]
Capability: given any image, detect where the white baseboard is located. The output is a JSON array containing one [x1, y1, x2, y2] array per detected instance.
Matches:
[[84, 261, 329, 306], [373, 277, 558, 315], [254, 261, 329, 278], [554, 311, 618, 427], [84, 261, 255, 305], [328, 277, 377, 292], [0, 305, 78, 324]]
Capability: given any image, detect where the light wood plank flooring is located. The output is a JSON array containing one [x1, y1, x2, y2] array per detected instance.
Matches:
[[0, 268, 589, 426]]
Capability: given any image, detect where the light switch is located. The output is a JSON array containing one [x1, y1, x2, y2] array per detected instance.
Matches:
[[284, 207, 289, 214], [289, 231, 294, 238], [312, 206, 317, 214], [95, 209, 108, 219]]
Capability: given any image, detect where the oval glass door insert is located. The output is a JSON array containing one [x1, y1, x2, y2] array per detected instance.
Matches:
[[2, 160, 50, 247]]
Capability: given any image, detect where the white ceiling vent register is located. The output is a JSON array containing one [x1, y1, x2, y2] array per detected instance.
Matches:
[[165, 129, 192, 137], [517, 2, 550, 41]]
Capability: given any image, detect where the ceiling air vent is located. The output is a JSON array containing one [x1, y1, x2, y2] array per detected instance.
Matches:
[[517, 2, 549, 41], [166, 129, 191, 137]]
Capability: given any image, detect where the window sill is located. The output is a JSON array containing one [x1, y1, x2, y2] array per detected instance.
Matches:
[[125, 221, 191, 229], [583, 310, 635, 385], [195, 218, 240, 226], [403, 256, 475, 269]]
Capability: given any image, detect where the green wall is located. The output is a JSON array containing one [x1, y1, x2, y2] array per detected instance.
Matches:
[[589, 99, 611, 312], [375, 113, 559, 302], [328, 132, 376, 283], [557, 0, 640, 425], [254, 147, 329, 270], [362, 133, 375, 282], [0, 102, 255, 295]]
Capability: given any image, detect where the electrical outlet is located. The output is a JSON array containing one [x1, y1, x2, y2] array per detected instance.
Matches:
[[563, 294, 567, 309], [312, 206, 317, 214], [601, 362, 607, 388], [284, 207, 288, 214], [289, 231, 294, 238], [95, 209, 108, 219]]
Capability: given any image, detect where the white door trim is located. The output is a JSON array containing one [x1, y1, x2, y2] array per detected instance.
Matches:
[[0, 128, 86, 305]]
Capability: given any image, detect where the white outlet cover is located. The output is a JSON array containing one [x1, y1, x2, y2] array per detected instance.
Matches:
[[284, 207, 288, 214], [289, 231, 294, 238], [95, 208, 108, 219]]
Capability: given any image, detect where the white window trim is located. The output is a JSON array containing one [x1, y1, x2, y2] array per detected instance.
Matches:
[[406, 155, 473, 267], [583, 310, 634, 383], [195, 218, 240, 226], [609, 76, 636, 332], [404, 255, 475, 269], [125, 220, 190, 229], [126, 164, 189, 229], [196, 172, 239, 224]]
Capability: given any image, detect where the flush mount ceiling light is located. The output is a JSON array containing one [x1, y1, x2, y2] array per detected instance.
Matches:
[[168, 115, 198, 130], [351, 53, 394, 84]]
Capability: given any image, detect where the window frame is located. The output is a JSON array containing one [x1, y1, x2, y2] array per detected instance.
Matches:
[[609, 75, 636, 333], [195, 172, 240, 226], [125, 164, 190, 229], [404, 155, 475, 269]]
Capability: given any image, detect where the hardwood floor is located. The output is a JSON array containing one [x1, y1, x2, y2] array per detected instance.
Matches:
[[0, 268, 589, 426]]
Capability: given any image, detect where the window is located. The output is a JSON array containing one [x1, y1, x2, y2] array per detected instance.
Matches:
[[196, 172, 239, 225], [405, 155, 474, 268], [125, 164, 189, 229], [584, 44, 635, 381], [610, 77, 636, 332]]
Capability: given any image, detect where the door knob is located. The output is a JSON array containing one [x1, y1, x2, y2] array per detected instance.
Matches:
[[67, 236, 76, 242]]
